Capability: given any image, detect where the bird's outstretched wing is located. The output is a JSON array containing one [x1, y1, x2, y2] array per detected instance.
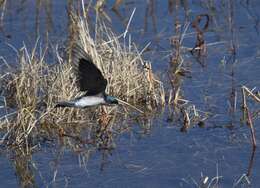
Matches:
[[70, 44, 107, 96]]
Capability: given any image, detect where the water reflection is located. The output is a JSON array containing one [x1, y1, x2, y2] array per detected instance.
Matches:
[[6, 148, 38, 187], [5, 110, 157, 187]]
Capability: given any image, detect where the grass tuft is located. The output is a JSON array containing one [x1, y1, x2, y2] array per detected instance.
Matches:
[[0, 13, 165, 148]]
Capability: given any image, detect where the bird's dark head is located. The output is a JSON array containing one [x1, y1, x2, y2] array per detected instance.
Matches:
[[104, 95, 118, 104]]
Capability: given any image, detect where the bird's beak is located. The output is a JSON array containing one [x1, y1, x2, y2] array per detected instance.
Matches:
[[112, 99, 118, 104]]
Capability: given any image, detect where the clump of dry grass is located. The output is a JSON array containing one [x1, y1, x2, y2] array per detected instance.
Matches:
[[0, 44, 51, 147], [70, 12, 165, 105], [0, 13, 165, 148]]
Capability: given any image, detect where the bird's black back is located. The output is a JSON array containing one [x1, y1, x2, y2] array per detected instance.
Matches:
[[70, 44, 107, 96]]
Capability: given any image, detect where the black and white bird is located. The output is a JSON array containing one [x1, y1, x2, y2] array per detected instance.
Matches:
[[55, 44, 118, 108]]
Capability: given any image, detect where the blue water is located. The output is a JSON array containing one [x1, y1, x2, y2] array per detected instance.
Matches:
[[0, 0, 260, 187]]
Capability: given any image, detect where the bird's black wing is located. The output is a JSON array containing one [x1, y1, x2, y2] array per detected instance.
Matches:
[[70, 44, 107, 96]]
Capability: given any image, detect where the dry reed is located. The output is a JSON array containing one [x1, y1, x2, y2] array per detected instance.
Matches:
[[0, 13, 165, 148]]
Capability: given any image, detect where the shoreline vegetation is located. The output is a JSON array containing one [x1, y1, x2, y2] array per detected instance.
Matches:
[[0, 4, 207, 153], [0, 1, 215, 152], [0, 11, 166, 148]]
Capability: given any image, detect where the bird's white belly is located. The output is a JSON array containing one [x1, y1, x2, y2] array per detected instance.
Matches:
[[75, 96, 105, 107]]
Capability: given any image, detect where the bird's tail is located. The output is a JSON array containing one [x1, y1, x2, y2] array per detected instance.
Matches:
[[55, 101, 76, 108]]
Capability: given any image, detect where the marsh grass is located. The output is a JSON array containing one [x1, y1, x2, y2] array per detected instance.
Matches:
[[0, 12, 165, 148]]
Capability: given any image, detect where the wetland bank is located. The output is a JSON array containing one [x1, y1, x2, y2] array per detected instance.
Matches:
[[0, 0, 260, 187]]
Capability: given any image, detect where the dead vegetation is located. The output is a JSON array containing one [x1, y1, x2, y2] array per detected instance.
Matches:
[[0, 12, 165, 149], [167, 9, 208, 132]]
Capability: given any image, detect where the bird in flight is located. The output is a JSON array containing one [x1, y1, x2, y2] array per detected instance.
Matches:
[[55, 44, 118, 108]]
